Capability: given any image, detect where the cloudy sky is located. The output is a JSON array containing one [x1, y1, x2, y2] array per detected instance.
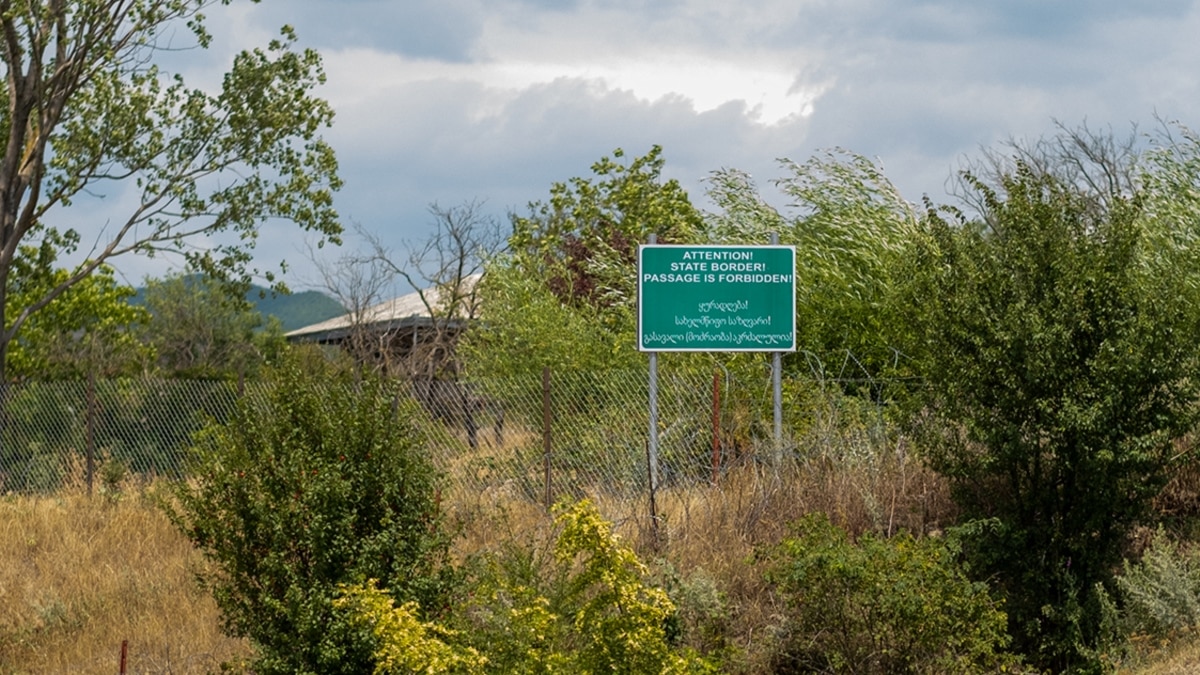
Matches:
[[101, 0, 1200, 292]]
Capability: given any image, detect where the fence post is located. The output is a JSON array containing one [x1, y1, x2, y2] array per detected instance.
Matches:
[[542, 366, 552, 510], [86, 371, 97, 495]]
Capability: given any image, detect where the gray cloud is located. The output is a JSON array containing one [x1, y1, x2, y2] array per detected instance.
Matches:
[[242, 0, 485, 61], [72, 0, 1200, 289]]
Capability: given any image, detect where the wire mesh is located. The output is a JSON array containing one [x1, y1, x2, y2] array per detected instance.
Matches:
[[0, 379, 242, 493], [0, 367, 827, 499]]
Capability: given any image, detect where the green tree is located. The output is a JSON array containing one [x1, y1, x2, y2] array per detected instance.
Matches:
[[137, 272, 283, 379], [0, 1, 342, 381], [463, 146, 703, 378], [706, 149, 919, 384], [6, 239, 149, 378], [168, 356, 453, 674], [905, 162, 1200, 671], [509, 145, 704, 315]]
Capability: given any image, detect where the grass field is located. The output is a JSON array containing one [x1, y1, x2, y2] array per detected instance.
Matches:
[[3, 458, 1199, 673], [0, 488, 250, 674]]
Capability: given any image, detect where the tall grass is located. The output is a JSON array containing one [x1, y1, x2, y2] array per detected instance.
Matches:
[[3, 413, 1195, 673], [0, 486, 250, 674], [441, 412, 958, 672]]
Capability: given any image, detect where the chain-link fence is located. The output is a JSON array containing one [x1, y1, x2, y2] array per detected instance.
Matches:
[[0, 366, 819, 494], [0, 379, 243, 493], [1, 366, 941, 551]]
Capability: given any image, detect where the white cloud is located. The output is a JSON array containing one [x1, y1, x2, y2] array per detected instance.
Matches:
[[321, 47, 824, 128], [492, 55, 823, 125], [76, 0, 1200, 289]]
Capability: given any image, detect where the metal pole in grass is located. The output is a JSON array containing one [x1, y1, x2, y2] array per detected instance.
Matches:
[[86, 371, 97, 495], [711, 371, 721, 486], [646, 233, 660, 546], [646, 439, 659, 550], [771, 231, 783, 466], [542, 366, 552, 510]]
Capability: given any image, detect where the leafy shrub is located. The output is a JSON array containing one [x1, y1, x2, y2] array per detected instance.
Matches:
[[335, 581, 486, 674], [1116, 528, 1200, 641], [656, 564, 734, 660], [763, 513, 1018, 674], [905, 162, 1200, 670], [459, 499, 715, 673], [167, 358, 453, 674]]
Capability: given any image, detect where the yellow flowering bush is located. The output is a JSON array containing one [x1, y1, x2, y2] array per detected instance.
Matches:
[[335, 581, 486, 675]]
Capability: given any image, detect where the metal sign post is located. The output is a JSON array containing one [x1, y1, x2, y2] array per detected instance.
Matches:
[[638, 239, 798, 483], [770, 232, 783, 462]]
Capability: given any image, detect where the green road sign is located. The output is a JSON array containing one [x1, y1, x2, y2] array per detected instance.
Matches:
[[638, 244, 797, 352]]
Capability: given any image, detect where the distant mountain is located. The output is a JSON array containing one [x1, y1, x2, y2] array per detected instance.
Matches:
[[251, 287, 346, 332], [132, 278, 346, 333]]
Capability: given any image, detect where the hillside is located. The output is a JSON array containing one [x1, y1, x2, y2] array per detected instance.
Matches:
[[132, 278, 345, 333], [249, 287, 345, 332]]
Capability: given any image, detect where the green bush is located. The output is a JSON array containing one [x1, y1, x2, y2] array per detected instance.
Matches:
[[1116, 528, 1200, 641], [167, 358, 453, 674], [335, 581, 487, 674], [903, 163, 1200, 670], [763, 513, 1018, 674], [457, 499, 715, 674]]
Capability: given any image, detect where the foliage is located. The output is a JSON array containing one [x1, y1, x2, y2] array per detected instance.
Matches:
[[457, 499, 715, 674], [335, 581, 487, 675], [654, 564, 735, 662], [167, 357, 452, 674], [0, 1, 342, 380], [705, 150, 920, 384], [137, 273, 284, 379], [464, 147, 703, 378], [1115, 528, 1200, 642], [510, 145, 704, 313], [460, 262, 640, 378], [550, 499, 702, 673], [762, 513, 1017, 674], [5, 240, 149, 379], [904, 161, 1200, 671], [1138, 119, 1200, 297]]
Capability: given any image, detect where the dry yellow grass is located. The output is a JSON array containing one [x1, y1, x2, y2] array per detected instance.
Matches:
[[440, 441, 960, 672], [0, 487, 250, 674], [1, 446, 1195, 675], [1127, 650, 1200, 675], [1115, 635, 1200, 675]]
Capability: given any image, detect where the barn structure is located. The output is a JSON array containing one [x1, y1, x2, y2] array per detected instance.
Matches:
[[284, 274, 481, 374], [284, 275, 500, 448]]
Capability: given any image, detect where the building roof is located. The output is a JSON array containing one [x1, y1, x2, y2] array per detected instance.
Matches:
[[285, 274, 481, 344]]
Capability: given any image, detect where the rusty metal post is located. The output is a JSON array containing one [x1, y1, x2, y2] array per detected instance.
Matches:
[[86, 371, 97, 495]]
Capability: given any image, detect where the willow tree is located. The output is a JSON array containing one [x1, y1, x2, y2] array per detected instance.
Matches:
[[706, 149, 920, 383], [0, 0, 342, 379]]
